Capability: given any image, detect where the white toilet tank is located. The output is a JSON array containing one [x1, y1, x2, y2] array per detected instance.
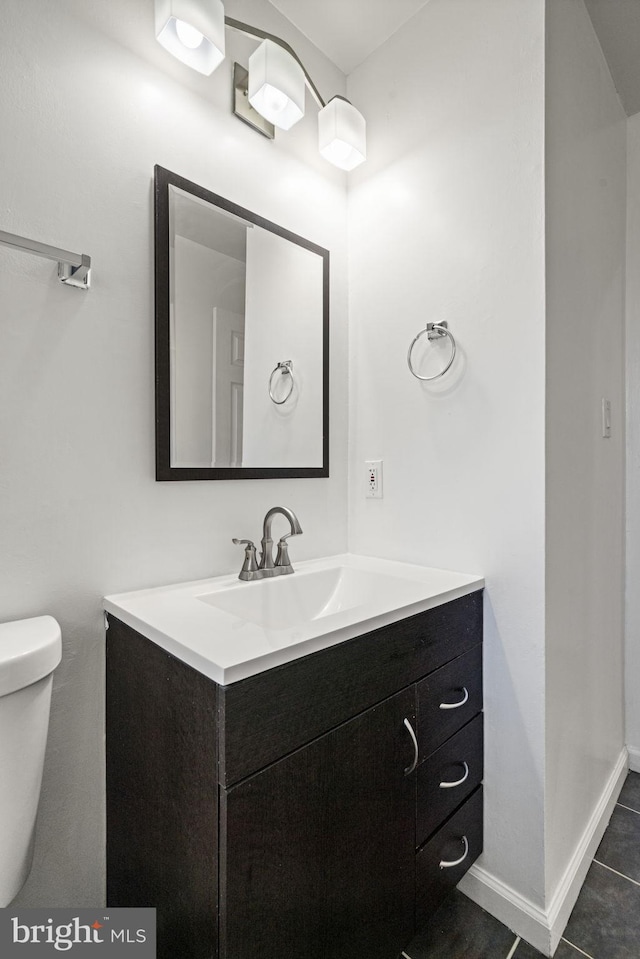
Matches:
[[0, 616, 62, 906]]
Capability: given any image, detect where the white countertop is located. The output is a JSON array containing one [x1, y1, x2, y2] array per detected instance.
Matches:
[[104, 553, 484, 685]]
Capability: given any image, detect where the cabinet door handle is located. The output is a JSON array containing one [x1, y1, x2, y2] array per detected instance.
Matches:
[[439, 761, 469, 789], [439, 686, 469, 710], [439, 835, 469, 869], [403, 717, 419, 775]]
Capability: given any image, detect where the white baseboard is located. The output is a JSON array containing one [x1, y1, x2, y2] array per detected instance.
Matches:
[[457, 866, 551, 954], [627, 745, 640, 773], [458, 747, 629, 957], [544, 747, 628, 952]]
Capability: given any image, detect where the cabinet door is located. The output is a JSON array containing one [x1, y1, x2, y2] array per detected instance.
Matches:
[[219, 688, 416, 959]]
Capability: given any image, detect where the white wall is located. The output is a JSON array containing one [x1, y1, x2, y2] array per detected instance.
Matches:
[[0, 0, 349, 906], [627, 113, 640, 768], [545, 0, 627, 902], [347, 0, 548, 908], [348, 0, 627, 950]]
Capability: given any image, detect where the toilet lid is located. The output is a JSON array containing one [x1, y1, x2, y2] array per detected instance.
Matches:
[[0, 616, 62, 697]]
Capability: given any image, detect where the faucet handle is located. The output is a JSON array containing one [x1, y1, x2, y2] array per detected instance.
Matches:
[[277, 530, 300, 542], [232, 538, 256, 550], [274, 541, 290, 568], [232, 538, 259, 576], [274, 532, 297, 568]]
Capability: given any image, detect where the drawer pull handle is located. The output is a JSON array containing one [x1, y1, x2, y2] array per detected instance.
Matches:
[[439, 686, 469, 710], [440, 835, 469, 869], [403, 717, 419, 775], [440, 761, 469, 789]]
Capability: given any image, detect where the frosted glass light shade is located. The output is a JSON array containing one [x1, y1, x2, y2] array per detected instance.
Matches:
[[155, 0, 225, 75], [248, 40, 305, 131], [318, 97, 366, 171]]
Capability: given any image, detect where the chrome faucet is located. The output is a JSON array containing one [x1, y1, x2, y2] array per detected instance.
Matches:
[[233, 506, 303, 582]]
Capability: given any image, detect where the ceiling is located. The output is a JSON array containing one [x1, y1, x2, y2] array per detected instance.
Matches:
[[268, 0, 640, 118], [266, 0, 432, 74]]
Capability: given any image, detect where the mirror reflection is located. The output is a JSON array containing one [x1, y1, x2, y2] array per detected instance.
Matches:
[[155, 167, 329, 480]]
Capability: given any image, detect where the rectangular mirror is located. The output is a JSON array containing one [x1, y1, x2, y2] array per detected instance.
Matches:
[[154, 166, 329, 480]]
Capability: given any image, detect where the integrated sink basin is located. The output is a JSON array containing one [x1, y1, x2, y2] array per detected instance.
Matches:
[[198, 564, 439, 630], [104, 554, 483, 685]]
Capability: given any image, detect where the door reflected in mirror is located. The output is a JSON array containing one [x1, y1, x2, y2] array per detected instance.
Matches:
[[155, 166, 329, 480]]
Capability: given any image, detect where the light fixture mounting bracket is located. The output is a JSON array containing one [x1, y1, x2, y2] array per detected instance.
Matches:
[[232, 63, 275, 139]]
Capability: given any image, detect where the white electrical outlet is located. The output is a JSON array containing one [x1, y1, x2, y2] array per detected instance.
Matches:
[[366, 460, 383, 498]]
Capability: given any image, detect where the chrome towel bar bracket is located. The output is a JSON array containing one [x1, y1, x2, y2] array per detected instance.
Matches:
[[0, 229, 92, 290], [407, 321, 456, 380], [269, 360, 295, 404]]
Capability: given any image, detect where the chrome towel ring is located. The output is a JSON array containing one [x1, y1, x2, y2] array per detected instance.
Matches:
[[269, 360, 295, 404], [407, 322, 457, 381]]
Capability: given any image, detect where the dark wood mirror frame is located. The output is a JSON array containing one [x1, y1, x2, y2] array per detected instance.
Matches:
[[154, 165, 330, 481]]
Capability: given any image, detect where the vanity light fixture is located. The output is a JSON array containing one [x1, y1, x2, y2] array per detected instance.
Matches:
[[318, 96, 367, 172], [155, 0, 225, 75], [248, 39, 305, 131], [154, 1, 367, 170]]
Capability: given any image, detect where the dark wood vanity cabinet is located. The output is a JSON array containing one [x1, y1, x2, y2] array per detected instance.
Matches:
[[106, 590, 483, 959], [221, 688, 416, 959]]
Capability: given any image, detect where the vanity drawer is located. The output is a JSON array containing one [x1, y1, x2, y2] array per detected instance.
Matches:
[[416, 714, 483, 847], [415, 786, 483, 926], [220, 591, 482, 785], [417, 644, 482, 759]]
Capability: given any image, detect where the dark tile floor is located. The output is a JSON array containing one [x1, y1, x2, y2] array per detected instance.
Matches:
[[402, 770, 640, 959]]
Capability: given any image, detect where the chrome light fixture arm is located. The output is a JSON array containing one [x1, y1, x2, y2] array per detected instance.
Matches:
[[225, 17, 326, 108]]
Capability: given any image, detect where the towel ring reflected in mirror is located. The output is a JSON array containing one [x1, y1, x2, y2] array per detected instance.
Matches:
[[269, 360, 295, 405], [154, 165, 330, 481], [407, 321, 457, 381]]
